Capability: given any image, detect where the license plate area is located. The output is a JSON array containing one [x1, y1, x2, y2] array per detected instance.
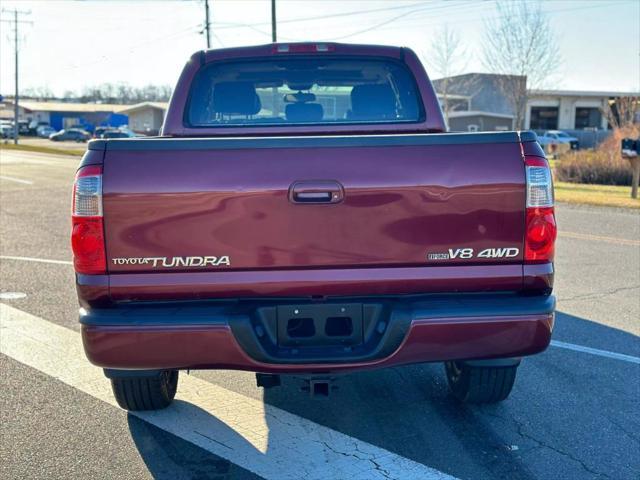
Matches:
[[277, 304, 363, 347]]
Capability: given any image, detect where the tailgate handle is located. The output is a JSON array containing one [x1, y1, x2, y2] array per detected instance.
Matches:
[[289, 180, 344, 204]]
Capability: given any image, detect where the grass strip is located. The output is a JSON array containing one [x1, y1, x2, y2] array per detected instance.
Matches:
[[0, 143, 84, 157], [555, 181, 639, 209]]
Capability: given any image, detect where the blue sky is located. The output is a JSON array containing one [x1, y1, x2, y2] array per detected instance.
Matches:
[[1, 0, 638, 96]]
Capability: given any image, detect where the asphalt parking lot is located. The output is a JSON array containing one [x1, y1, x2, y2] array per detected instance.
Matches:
[[1, 149, 638, 480]]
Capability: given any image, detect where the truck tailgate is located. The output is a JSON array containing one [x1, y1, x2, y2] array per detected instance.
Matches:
[[101, 133, 526, 277]]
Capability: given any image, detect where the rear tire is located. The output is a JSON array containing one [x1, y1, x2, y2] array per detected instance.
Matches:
[[444, 361, 517, 404], [111, 370, 178, 411]]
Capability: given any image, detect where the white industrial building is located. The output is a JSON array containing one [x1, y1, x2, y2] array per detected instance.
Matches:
[[524, 89, 637, 131]]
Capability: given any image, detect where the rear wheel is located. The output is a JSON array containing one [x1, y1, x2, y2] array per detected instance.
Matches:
[[444, 361, 517, 403], [111, 370, 179, 411]]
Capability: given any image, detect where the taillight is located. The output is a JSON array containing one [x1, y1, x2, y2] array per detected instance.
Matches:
[[71, 165, 106, 274], [525, 157, 557, 263]]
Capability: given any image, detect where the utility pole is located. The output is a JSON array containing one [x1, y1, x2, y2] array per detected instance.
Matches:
[[270, 0, 278, 116], [13, 9, 18, 144], [204, 0, 211, 49], [271, 0, 276, 42], [1, 8, 31, 144]]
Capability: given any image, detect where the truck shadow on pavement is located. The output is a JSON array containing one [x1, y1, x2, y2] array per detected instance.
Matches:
[[127, 406, 261, 480], [126, 311, 639, 480]]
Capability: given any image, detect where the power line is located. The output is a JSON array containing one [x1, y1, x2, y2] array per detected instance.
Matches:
[[214, 1, 433, 30], [347, 0, 632, 34], [225, 1, 473, 43], [211, 31, 225, 48], [63, 24, 200, 72], [319, 1, 475, 41], [1, 8, 32, 145], [211, 1, 476, 43], [270, 0, 631, 43]]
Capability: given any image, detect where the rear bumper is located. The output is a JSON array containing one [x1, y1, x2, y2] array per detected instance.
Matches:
[[80, 293, 555, 374]]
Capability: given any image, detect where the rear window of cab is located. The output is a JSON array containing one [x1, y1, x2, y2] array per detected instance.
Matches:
[[186, 56, 424, 127]]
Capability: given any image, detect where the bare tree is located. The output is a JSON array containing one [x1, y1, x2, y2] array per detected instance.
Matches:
[[428, 25, 467, 124], [22, 86, 54, 100], [602, 96, 640, 130], [482, 1, 560, 129], [66, 83, 173, 104], [116, 83, 134, 104]]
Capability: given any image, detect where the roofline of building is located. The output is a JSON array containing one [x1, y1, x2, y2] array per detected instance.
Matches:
[[447, 110, 514, 119], [528, 89, 640, 98], [117, 101, 168, 114], [432, 72, 526, 82], [432, 74, 638, 98], [3, 100, 126, 113]]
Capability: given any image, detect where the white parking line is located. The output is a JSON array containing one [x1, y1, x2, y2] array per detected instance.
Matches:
[[0, 255, 72, 265], [550, 340, 640, 365], [559, 231, 640, 247], [0, 175, 33, 185], [0, 303, 456, 480]]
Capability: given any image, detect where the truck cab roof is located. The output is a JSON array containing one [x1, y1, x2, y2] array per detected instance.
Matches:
[[161, 42, 445, 137]]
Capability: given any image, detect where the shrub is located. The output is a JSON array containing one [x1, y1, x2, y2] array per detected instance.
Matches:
[[555, 126, 639, 186], [554, 150, 633, 185]]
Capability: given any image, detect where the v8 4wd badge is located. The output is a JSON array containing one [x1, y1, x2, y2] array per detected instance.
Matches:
[[427, 247, 519, 260]]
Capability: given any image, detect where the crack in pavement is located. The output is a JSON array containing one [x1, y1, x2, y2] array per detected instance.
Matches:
[[483, 411, 612, 479], [606, 417, 640, 445], [559, 285, 640, 302], [194, 430, 234, 450], [266, 410, 390, 479], [318, 440, 392, 480], [354, 441, 393, 480]]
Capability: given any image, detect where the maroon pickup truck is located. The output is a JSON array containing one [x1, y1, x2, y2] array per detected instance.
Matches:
[[72, 43, 556, 411]]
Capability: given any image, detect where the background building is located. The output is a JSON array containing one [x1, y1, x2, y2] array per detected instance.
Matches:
[[433, 74, 639, 147], [0, 100, 128, 132], [118, 102, 168, 135], [524, 90, 639, 148], [524, 89, 628, 131]]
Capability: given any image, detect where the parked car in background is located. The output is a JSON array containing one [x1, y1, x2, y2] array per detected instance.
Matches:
[[0, 124, 16, 139], [29, 121, 51, 135], [101, 130, 130, 139], [18, 121, 30, 135], [537, 130, 579, 150], [37, 125, 56, 138], [93, 127, 114, 139], [116, 127, 142, 137], [93, 127, 138, 138], [49, 128, 90, 142], [1, 120, 32, 137]]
